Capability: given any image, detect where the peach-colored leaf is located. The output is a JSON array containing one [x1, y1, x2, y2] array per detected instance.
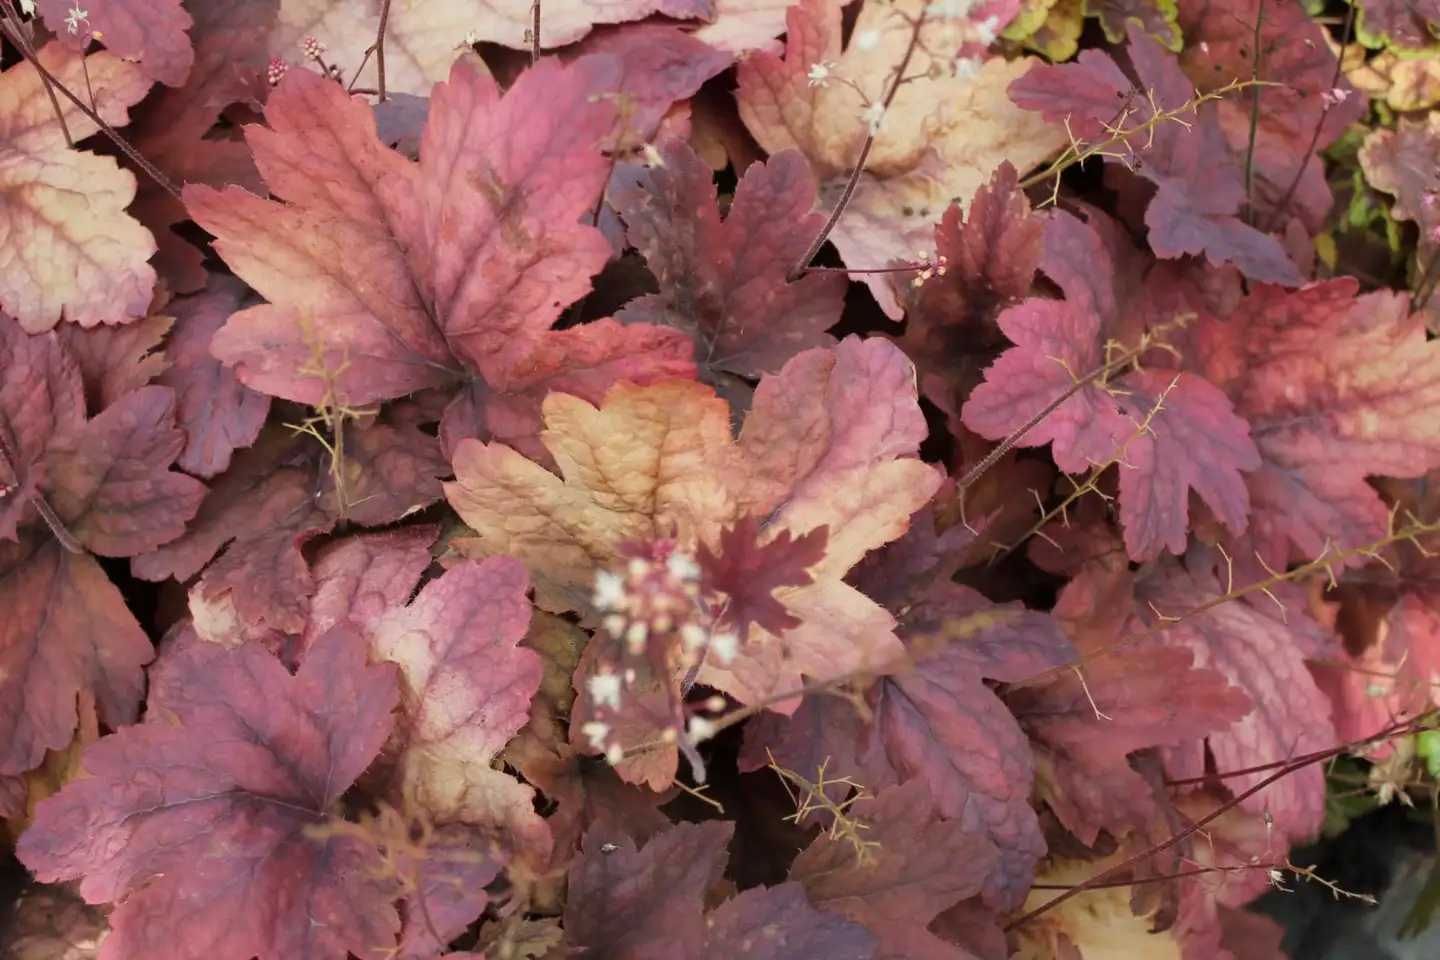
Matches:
[[0, 45, 156, 332]]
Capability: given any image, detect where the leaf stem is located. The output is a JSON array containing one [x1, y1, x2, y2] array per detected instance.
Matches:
[[1260, 0, 1357, 234], [788, 8, 930, 282], [1242, 0, 1267, 223]]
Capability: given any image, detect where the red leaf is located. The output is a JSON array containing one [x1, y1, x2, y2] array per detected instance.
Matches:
[[962, 209, 1259, 561], [565, 820, 877, 959], [898, 163, 1045, 419], [124, 0, 269, 293], [44, 385, 207, 557], [0, 323, 85, 543], [856, 587, 1076, 910], [1139, 553, 1336, 838], [1192, 280, 1440, 569], [612, 141, 845, 379], [153, 275, 271, 478], [697, 516, 828, 642], [371, 556, 552, 868], [130, 426, 334, 633], [1123, 23, 1302, 284], [301, 526, 439, 656], [440, 317, 698, 467], [56, 312, 173, 413], [570, 24, 734, 151], [0, 534, 153, 775], [188, 55, 623, 407], [700, 883, 877, 960], [320, 413, 449, 527], [790, 780, 1000, 946], [1010, 28, 1301, 284], [564, 820, 733, 954], [17, 627, 401, 960], [37, 0, 194, 87], [1177, 0, 1365, 233], [1011, 570, 1253, 844]]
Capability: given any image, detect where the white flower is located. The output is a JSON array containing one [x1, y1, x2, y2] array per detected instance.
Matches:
[[580, 721, 610, 751], [861, 101, 886, 136], [686, 716, 720, 744], [592, 570, 626, 611], [925, 0, 976, 18], [709, 631, 739, 665], [665, 550, 700, 583], [974, 15, 1001, 46], [854, 29, 880, 51], [680, 623, 708, 651], [952, 56, 981, 81], [807, 61, 836, 88], [65, 5, 88, 34], [587, 672, 624, 711]]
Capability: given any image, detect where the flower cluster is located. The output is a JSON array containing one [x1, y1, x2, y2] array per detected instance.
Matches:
[[578, 537, 738, 777]]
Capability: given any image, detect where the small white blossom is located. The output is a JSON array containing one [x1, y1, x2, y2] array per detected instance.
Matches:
[[687, 716, 719, 744], [709, 631, 739, 665], [854, 29, 880, 51], [807, 61, 836, 88], [625, 620, 648, 654], [627, 557, 651, 579], [603, 613, 627, 638], [680, 623, 708, 651], [605, 743, 625, 765], [952, 56, 981, 81], [665, 550, 700, 583], [580, 721, 610, 751], [587, 672, 624, 711], [925, 0, 976, 18], [592, 570, 627, 611], [65, 5, 88, 34], [861, 101, 886, 136], [974, 15, 1001, 46]]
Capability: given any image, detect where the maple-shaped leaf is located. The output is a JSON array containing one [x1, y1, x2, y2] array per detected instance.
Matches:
[[447, 337, 940, 709], [612, 140, 845, 379], [565, 820, 876, 959], [1177, 0, 1365, 234], [371, 556, 552, 868], [152, 275, 271, 478], [37, 0, 194, 86], [736, 0, 1066, 317], [17, 627, 402, 960], [1189, 280, 1440, 569], [124, 0, 269, 293], [187, 54, 620, 407], [317, 409, 450, 527], [696, 516, 828, 642], [1010, 568, 1253, 845], [1, 321, 85, 542], [898, 162, 1045, 423], [961, 209, 1260, 561], [0, 533, 154, 777], [0, 44, 157, 332], [1009, 25, 1302, 284], [56, 311, 172, 413], [393, 825, 498, 960], [790, 779, 999, 958], [1137, 553, 1335, 838]]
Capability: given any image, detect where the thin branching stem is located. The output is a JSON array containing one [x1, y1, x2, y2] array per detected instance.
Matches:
[[1261, 0, 1357, 233], [0, 0, 73, 147], [531, 0, 542, 63], [788, 8, 931, 281], [1004, 716, 1425, 931], [1242, 0, 1267, 223], [0, 10, 181, 200]]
